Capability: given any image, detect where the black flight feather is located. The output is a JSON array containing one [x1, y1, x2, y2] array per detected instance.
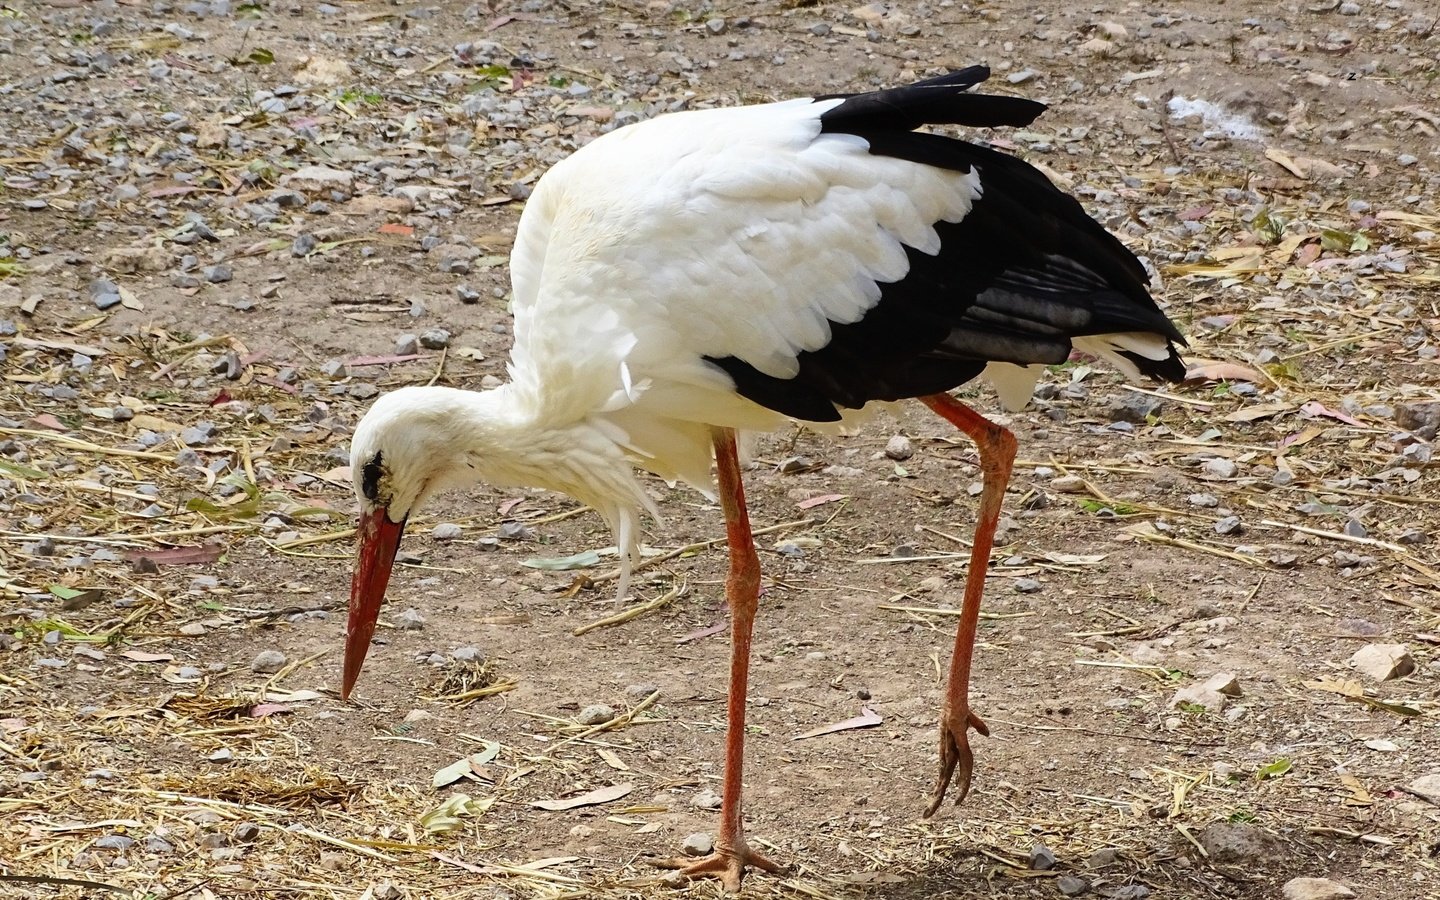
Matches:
[[704, 68, 1188, 423]]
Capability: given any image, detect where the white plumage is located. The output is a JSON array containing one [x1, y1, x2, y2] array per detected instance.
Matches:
[[341, 68, 1187, 890]]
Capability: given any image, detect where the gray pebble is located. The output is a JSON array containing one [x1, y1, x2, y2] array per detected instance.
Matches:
[[1057, 874, 1090, 896], [395, 333, 420, 355], [451, 646, 483, 662], [884, 434, 914, 460], [1029, 843, 1057, 870], [1202, 458, 1237, 478], [395, 608, 427, 631], [432, 523, 463, 540], [1214, 516, 1242, 535], [419, 328, 451, 349], [682, 832, 714, 856], [94, 835, 134, 851], [1014, 577, 1042, 593], [577, 703, 616, 725], [626, 682, 659, 698], [691, 789, 723, 810], [203, 265, 233, 283], [250, 650, 287, 674]]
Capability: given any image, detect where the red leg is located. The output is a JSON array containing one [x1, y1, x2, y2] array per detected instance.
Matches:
[[919, 392, 1016, 816], [657, 427, 782, 890]]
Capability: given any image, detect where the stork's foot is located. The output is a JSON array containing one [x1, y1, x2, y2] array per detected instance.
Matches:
[[655, 841, 784, 893], [924, 705, 990, 817]]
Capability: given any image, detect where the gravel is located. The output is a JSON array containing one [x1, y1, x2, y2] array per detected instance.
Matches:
[[250, 650, 288, 674]]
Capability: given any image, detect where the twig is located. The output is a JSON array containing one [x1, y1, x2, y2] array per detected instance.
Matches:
[[0, 873, 135, 895], [544, 689, 662, 755], [574, 579, 686, 636]]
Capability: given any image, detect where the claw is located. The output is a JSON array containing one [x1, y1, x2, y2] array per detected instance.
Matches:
[[655, 842, 784, 893], [924, 707, 989, 817]]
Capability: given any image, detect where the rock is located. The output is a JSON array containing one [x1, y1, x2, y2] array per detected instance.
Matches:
[[1014, 578, 1042, 593], [94, 834, 135, 851], [203, 265, 233, 284], [1214, 515, 1242, 535], [1406, 773, 1440, 805], [232, 822, 261, 842], [1087, 848, 1120, 868], [370, 882, 403, 900], [1188, 493, 1219, 507], [285, 165, 354, 192], [418, 328, 451, 350], [626, 682, 659, 699], [1349, 643, 1414, 681], [681, 832, 714, 856], [1108, 394, 1161, 423], [432, 523, 462, 540], [451, 647, 483, 662], [704, 17, 726, 35], [1028, 843, 1057, 870], [1395, 401, 1440, 438], [1050, 475, 1086, 493], [577, 703, 616, 725], [143, 834, 175, 853], [691, 789, 723, 810], [1170, 673, 1240, 713], [1202, 458, 1237, 479], [1282, 877, 1355, 900], [884, 434, 914, 460], [394, 333, 420, 355], [1057, 874, 1089, 896], [1194, 821, 1279, 866], [250, 650, 287, 674], [395, 608, 427, 631]]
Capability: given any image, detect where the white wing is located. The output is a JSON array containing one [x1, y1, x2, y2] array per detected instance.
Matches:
[[506, 96, 982, 441]]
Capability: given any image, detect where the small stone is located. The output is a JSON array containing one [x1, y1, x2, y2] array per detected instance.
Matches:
[[1214, 515, 1242, 535], [1202, 458, 1237, 479], [1170, 672, 1239, 713], [777, 456, 812, 474], [1050, 475, 1086, 493], [577, 703, 616, 725], [1108, 394, 1161, 423], [1343, 518, 1367, 538], [681, 832, 714, 857], [1014, 578, 1042, 594], [1057, 875, 1090, 896], [1087, 848, 1120, 868], [1282, 877, 1356, 900], [232, 822, 261, 843], [884, 434, 914, 460], [626, 682, 660, 698], [1406, 773, 1440, 805], [250, 650, 287, 674], [394, 333, 420, 355], [809, 22, 831, 36], [143, 834, 175, 853], [1395, 401, 1440, 438], [203, 265, 233, 284], [418, 328, 451, 350], [432, 523, 463, 540], [1349, 643, 1414, 681], [704, 17, 726, 35], [451, 647, 483, 662], [370, 882, 403, 900], [1188, 493, 1218, 508], [94, 835, 135, 851], [691, 789, 723, 810], [285, 165, 354, 192], [1195, 821, 1279, 866], [395, 608, 427, 631], [1028, 843, 1057, 871]]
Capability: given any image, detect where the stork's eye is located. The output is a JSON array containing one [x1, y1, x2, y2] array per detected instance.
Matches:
[[360, 452, 384, 502]]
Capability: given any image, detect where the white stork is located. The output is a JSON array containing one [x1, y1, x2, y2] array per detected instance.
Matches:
[[341, 67, 1186, 890]]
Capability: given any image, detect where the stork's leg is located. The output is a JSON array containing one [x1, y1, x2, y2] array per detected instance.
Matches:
[[657, 427, 782, 891], [919, 392, 1017, 816]]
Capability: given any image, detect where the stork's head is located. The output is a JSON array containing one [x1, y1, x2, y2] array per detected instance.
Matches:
[[342, 386, 507, 699]]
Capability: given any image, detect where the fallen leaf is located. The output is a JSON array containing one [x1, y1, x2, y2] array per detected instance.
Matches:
[[378, 223, 414, 236], [345, 354, 423, 367], [676, 622, 726, 644], [29, 414, 68, 432], [121, 650, 174, 663], [1300, 400, 1364, 426], [1185, 361, 1266, 383], [521, 550, 602, 571], [796, 493, 846, 510], [794, 707, 883, 740], [122, 544, 223, 566], [1304, 676, 1421, 717], [249, 702, 292, 718], [1223, 402, 1292, 423], [531, 782, 634, 811], [421, 793, 494, 834], [1265, 147, 1307, 178], [1278, 425, 1325, 451]]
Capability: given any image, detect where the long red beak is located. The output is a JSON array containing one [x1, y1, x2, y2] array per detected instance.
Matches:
[[343, 507, 405, 699]]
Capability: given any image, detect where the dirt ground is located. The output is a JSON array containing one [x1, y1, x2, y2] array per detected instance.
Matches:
[[1, 1, 1438, 898]]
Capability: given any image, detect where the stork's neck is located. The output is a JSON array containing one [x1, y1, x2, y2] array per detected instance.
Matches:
[[373, 384, 655, 587]]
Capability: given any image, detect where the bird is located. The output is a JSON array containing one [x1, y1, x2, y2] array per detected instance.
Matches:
[[341, 65, 1187, 891]]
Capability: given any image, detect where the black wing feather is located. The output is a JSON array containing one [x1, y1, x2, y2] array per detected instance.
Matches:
[[704, 68, 1187, 423]]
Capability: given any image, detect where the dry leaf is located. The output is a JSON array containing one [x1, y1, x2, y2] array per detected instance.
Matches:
[[1300, 400, 1364, 426], [531, 782, 633, 811], [121, 650, 174, 663], [1224, 402, 1292, 423], [796, 493, 846, 510], [1184, 361, 1266, 383], [794, 707, 883, 740]]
